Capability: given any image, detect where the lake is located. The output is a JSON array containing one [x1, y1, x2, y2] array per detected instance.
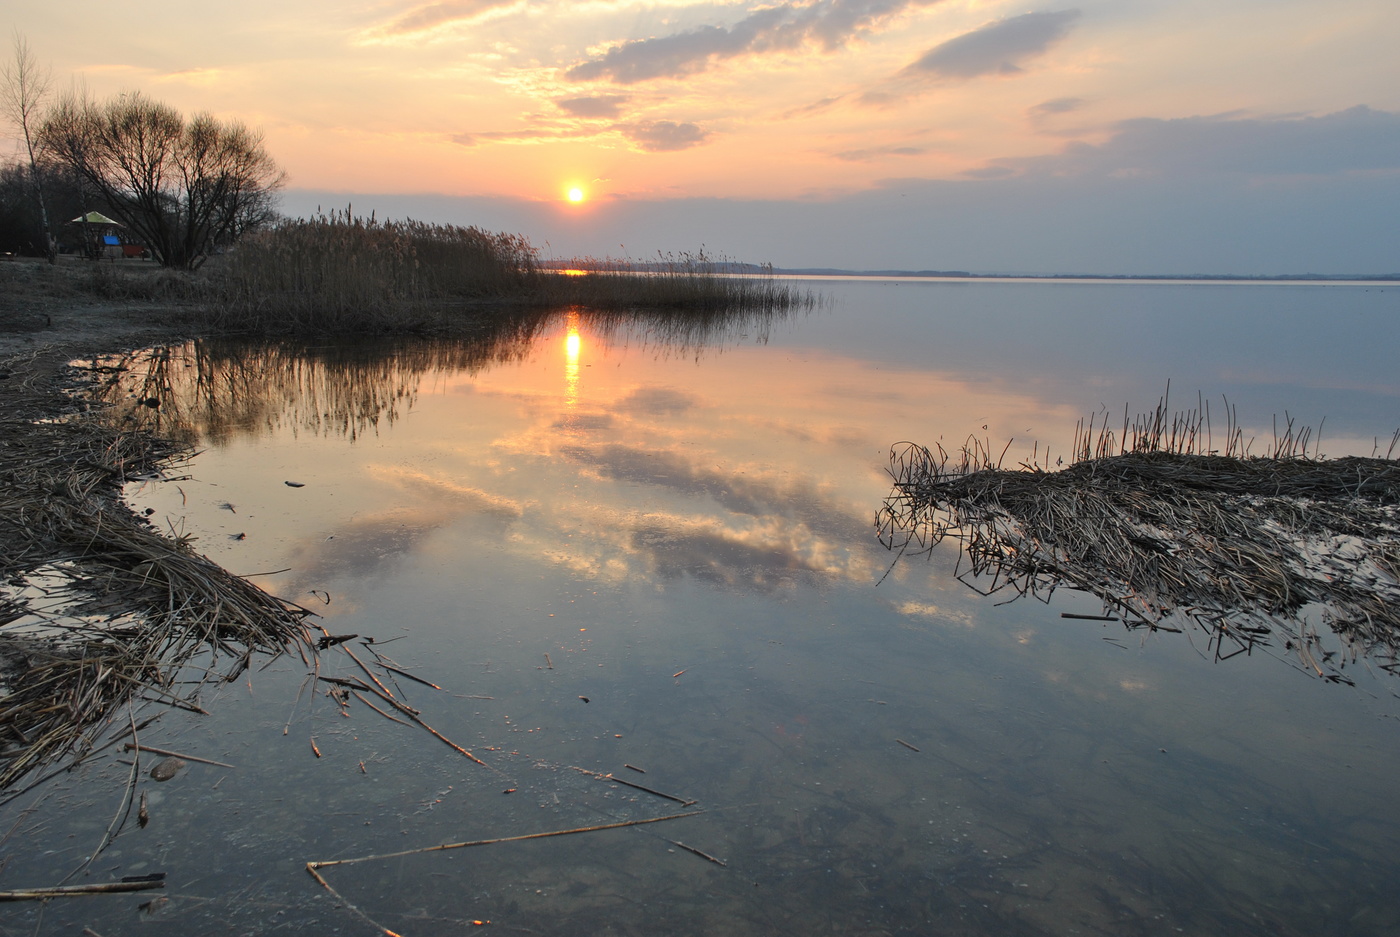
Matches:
[[4, 278, 1399, 936]]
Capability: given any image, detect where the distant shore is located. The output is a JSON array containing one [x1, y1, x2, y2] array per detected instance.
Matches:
[[772, 270, 1400, 282], [539, 260, 1400, 283]]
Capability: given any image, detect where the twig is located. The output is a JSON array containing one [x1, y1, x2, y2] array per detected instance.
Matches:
[[308, 811, 703, 869], [303, 864, 401, 937], [378, 663, 441, 691], [62, 707, 142, 884], [669, 840, 727, 866], [602, 774, 697, 806], [0, 879, 165, 902], [350, 691, 413, 727], [122, 744, 235, 769]]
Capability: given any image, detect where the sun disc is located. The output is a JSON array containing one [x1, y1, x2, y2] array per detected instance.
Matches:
[[567, 187, 585, 203]]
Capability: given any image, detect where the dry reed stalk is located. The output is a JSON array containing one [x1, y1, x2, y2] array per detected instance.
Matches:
[[307, 810, 703, 870], [0, 879, 166, 902]]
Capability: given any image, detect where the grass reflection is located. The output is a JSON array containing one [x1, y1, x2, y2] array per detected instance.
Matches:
[[95, 306, 797, 446]]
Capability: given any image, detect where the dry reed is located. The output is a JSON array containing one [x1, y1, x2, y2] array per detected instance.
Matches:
[[0, 362, 313, 794], [204, 212, 812, 334], [204, 209, 538, 333], [878, 394, 1400, 683], [536, 252, 815, 315]]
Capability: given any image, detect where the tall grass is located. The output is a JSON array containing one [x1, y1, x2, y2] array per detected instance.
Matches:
[[536, 251, 815, 314], [205, 212, 813, 334], [206, 210, 539, 332]]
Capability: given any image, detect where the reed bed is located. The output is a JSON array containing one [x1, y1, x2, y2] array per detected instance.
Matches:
[[205, 210, 538, 333], [537, 253, 816, 315], [878, 396, 1400, 683], [204, 213, 813, 333], [0, 368, 313, 794]]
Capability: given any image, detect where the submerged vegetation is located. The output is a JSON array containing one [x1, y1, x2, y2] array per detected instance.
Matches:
[[879, 395, 1400, 684]]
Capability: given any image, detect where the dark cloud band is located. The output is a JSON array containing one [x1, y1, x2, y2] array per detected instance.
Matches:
[[568, 0, 942, 84], [906, 9, 1081, 79]]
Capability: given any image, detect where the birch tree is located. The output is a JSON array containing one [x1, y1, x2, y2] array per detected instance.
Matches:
[[0, 33, 55, 261]]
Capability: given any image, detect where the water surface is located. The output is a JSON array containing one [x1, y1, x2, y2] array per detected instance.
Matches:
[[5, 279, 1399, 936]]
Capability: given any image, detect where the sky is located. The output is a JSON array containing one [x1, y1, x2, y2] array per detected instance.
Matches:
[[5, 1, 1400, 273]]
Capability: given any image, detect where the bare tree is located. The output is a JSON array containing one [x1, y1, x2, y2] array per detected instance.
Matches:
[[39, 91, 284, 269], [1, 33, 55, 262]]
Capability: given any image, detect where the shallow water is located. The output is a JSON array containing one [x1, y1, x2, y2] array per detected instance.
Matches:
[[4, 279, 1400, 936]]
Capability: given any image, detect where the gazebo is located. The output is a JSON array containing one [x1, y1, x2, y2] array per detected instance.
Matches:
[[66, 212, 147, 259]]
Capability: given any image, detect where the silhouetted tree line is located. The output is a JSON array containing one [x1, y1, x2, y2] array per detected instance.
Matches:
[[0, 160, 101, 257]]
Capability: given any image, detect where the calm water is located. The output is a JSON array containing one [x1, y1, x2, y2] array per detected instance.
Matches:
[[4, 279, 1400, 936]]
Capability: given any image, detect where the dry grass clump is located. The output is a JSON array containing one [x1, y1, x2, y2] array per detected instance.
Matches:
[[878, 396, 1400, 684], [0, 363, 313, 793]]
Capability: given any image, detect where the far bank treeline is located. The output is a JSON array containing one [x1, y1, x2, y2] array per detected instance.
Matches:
[[2, 42, 810, 332]]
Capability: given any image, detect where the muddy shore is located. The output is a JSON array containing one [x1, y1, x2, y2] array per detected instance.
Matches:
[[0, 258, 202, 418]]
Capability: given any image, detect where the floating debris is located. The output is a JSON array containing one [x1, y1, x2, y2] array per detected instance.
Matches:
[[150, 757, 185, 782], [670, 839, 727, 866]]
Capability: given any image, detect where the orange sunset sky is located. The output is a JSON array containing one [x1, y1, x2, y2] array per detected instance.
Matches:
[[6, 2, 1399, 272]]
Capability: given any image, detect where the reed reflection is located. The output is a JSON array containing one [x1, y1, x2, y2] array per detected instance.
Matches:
[[98, 305, 795, 446]]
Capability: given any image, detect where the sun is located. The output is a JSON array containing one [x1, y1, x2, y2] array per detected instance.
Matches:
[[567, 187, 585, 203]]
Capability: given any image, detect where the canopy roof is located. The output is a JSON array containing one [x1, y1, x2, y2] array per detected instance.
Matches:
[[68, 211, 122, 226]]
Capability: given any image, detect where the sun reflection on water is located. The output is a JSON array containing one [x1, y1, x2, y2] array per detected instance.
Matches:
[[564, 311, 581, 410]]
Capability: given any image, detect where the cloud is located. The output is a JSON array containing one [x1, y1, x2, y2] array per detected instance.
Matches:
[[983, 106, 1400, 178], [452, 127, 597, 147], [373, 0, 519, 36], [557, 95, 631, 119], [630, 522, 830, 591], [612, 386, 698, 414], [782, 95, 847, 120], [1029, 96, 1086, 118], [834, 144, 925, 161], [556, 442, 870, 545], [567, 0, 941, 84], [451, 118, 709, 151], [621, 120, 710, 152], [905, 9, 1081, 79]]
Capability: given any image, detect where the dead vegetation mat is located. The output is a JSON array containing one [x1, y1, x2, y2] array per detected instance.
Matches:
[[0, 345, 313, 795], [879, 445, 1400, 683]]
